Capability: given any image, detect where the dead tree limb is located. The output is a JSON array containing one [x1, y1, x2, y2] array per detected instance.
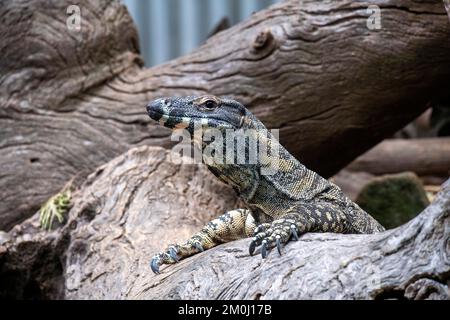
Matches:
[[0, 146, 448, 299], [445, 0, 450, 20], [1, 0, 450, 229], [347, 138, 450, 176]]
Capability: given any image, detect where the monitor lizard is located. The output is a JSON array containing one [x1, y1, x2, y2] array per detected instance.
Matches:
[[146, 95, 385, 274]]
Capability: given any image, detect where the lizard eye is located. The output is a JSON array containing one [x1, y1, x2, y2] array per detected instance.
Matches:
[[203, 100, 218, 110]]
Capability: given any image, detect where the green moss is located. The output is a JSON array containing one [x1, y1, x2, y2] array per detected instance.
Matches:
[[356, 172, 429, 229], [39, 190, 71, 230]]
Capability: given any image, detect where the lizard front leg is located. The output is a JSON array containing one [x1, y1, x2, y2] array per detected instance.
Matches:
[[249, 202, 349, 258], [151, 208, 256, 274]]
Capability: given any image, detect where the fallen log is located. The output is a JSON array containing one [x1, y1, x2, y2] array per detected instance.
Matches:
[[1, 0, 449, 230], [347, 138, 450, 176], [0, 146, 449, 299], [0, 147, 239, 299], [445, 0, 450, 20]]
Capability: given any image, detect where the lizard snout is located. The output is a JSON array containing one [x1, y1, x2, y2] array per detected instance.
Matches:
[[146, 98, 170, 121]]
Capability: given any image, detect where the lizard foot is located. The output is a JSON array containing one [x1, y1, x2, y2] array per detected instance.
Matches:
[[150, 240, 204, 274], [150, 246, 178, 274], [249, 217, 301, 258]]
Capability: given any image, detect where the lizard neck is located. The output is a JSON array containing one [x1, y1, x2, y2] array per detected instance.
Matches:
[[201, 113, 265, 200], [202, 114, 338, 214]]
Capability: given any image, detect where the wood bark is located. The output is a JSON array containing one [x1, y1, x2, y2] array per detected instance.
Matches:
[[347, 138, 450, 176], [1, 0, 449, 230], [0, 146, 448, 299], [445, 0, 450, 20]]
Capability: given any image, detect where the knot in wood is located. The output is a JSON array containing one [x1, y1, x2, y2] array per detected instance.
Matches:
[[253, 29, 275, 51], [69, 220, 78, 230]]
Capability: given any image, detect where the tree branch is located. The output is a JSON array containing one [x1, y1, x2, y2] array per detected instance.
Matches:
[[347, 138, 450, 176], [1, 0, 450, 229], [0, 147, 448, 299]]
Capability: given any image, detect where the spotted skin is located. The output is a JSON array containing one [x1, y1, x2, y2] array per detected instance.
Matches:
[[147, 96, 385, 274], [151, 209, 256, 274]]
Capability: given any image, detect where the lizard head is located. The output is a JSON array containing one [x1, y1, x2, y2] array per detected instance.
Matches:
[[146, 95, 249, 136]]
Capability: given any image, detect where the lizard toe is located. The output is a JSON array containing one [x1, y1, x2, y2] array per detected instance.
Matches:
[[276, 235, 282, 255], [193, 241, 204, 252], [168, 246, 179, 262], [249, 227, 271, 256], [249, 219, 296, 258], [249, 238, 257, 256], [261, 240, 268, 258], [290, 224, 299, 241], [253, 223, 271, 236], [260, 233, 286, 257], [150, 255, 161, 274], [150, 250, 178, 274]]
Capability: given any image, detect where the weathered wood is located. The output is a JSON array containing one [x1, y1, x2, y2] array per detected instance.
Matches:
[[1, 0, 450, 229], [0, 147, 240, 299], [347, 138, 450, 176], [0, 146, 448, 299], [445, 0, 450, 20], [137, 186, 450, 300]]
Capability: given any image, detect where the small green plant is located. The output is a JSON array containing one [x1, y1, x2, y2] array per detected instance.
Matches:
[[39, 190, 71, 230]]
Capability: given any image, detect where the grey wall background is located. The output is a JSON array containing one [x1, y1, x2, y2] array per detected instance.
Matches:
[[122, 0, 280, 67]]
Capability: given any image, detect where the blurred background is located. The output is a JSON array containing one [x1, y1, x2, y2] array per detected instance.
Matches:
[[123, 0, 280, 66]]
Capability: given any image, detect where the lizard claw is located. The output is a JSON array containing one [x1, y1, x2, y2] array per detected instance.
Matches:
[[290, 224, 299, 241], [150, 238, 207, 274], [193, 242, 204, 252], [276, 236, 282, 255], [253, 223, 270, 236], [150, 256, 161, 274], [249, 238, 257, 256], [251, 218, 303, 259], [261, 240, 268, 258], [150, 247, 179, 274]]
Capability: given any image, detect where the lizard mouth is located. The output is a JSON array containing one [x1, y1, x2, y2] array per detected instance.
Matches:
[[147, 108, 165, 122], [148, 108, 240, 130], [147, 108, 185, 128], [146, 102, 165, 121], [147, 100, 244, 130]]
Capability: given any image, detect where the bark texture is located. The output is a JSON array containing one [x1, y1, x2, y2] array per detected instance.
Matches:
[[0, 146, 449, 300], [445, 0, 450, 20], [1, 0, 450, 230], [348, 138, 450, 176], [0, 147, 239, 299]]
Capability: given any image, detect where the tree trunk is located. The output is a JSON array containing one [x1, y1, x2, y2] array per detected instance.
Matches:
[[0, 146, 448, 299], [1, 0, 449, 230], [347, 138, 450, 176]]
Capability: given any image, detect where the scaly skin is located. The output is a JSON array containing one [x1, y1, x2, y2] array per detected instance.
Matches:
[[146, 95, 385, 274]]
